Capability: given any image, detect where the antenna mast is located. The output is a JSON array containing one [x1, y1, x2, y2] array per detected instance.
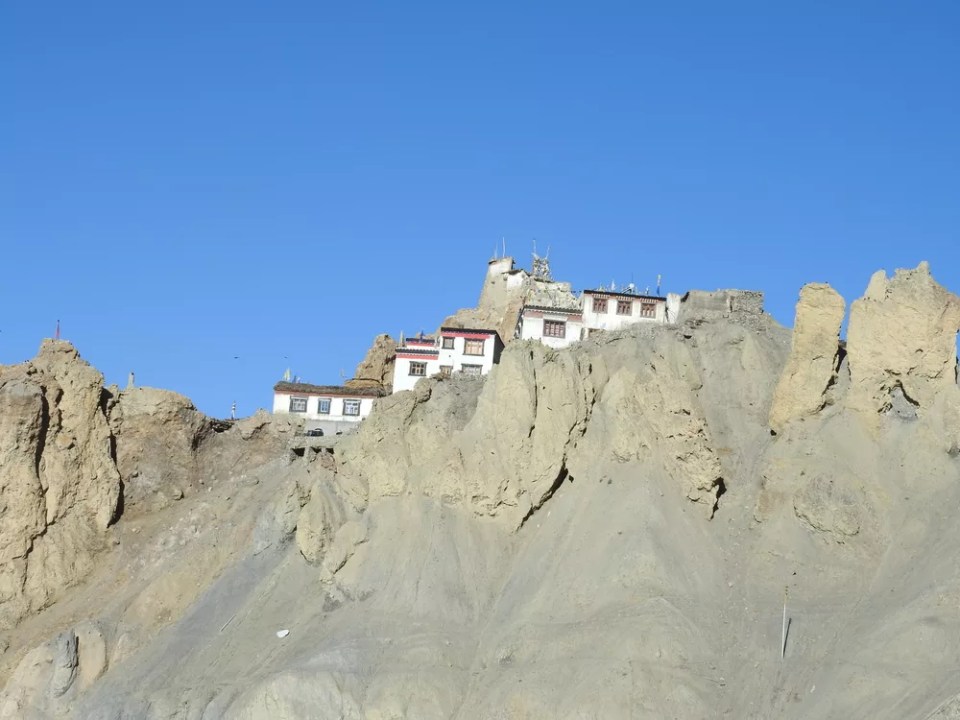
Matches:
[[531, 239, 552, 281]]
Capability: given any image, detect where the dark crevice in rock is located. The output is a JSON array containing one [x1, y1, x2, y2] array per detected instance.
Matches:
[[711, 478, 727, 518], [35, 389, 50, 478], [112, 479, 126, 525], [518, 465, 570, 530], [886, 382, 919, 420]]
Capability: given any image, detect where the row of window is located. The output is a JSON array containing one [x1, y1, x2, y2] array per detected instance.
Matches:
[[409, 362, 483, 377], [430, 336, 486, 354], [289, 397, 361, 416], [590, 297, 657, 318]]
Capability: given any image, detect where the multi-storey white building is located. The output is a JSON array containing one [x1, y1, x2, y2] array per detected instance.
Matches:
[[392, 327, 504, 393], [580, 289, 677, 333], [516, 289, 682, 347], [272, 381, 386, 434]]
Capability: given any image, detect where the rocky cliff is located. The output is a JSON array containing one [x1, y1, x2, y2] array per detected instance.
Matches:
[[2, 263, 960, 719], [349, 334, 397, 391]]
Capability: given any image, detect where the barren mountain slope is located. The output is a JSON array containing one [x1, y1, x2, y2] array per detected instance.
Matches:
[[1, 263, 959, 719]]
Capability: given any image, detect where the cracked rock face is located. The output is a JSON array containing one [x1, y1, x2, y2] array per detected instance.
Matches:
[[8, 266, 960, 719], [0, 341, 120, 630], [768, 283, 846, 433], [340, 326, 735, 525], [846, 262, 960, 416], [349, 333, 396, 391], [107, 386, 212, 516]]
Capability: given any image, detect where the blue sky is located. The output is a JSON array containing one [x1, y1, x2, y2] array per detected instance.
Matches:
[[2, 1, 958, 417]]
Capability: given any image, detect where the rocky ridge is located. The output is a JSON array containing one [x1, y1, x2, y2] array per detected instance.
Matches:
[[0, 263, 959, 719]]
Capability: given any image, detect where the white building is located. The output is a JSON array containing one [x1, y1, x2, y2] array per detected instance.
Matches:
[[516, 305, 585, 349], [580, 289, 681, 334], [392, 327, 504, 393], [272, 381, 386, 435]]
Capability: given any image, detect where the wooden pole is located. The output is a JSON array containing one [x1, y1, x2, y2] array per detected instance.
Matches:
[[781, 586, 789, 660]]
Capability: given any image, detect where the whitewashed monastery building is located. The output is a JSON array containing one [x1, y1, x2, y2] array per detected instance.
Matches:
[[272, 381, 386, 434], [392, 327, 504, 393], [272, 253, 683, 428]]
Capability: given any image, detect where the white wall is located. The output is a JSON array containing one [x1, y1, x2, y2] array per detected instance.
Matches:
[[518, 312, 584, 349], [273, 392, 376, 422], [581, 294, 667, 332], [439, 332, 499, 375], [665, 293, 682, 324], [392, 354, 441, 393], [391, 332, 502, 393]]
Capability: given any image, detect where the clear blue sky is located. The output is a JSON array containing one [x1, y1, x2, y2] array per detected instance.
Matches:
[[2, 2, 958, 417]]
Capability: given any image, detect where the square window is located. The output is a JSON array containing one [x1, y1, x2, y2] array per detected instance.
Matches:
[[464, 338, 485, 356], [442, 336, 455, 349], [318, 398, 331, 414], [289, 397, 308, 413], [592, 297, 608, 313], [409, 361, 427, 376], [461, 364, 482, 376], [343, 399, 361, 416], [439, 365, 452, 377], [640, 302, 657, 318], [616, 300, 633, 315], [543, 320, 566, 338]]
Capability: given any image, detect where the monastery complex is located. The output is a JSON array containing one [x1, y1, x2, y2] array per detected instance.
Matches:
[[273, 254, 688, 434]]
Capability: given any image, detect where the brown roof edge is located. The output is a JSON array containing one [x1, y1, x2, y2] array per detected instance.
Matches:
[[582, 289, 667, 301], [273, 381, 387, 398], [439, 326, 503, 337]]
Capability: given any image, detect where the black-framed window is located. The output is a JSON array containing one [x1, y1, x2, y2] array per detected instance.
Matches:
[[343, 399, 361, 416], [289, 396, 308, 412], [442, 336, 455, 349], [318, 397, 331, 414], [409, 361, 427, 376], [461, 364, 482, 376]]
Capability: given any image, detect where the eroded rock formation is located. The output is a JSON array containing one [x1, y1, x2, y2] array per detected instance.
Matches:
[[768, 283, 846, 433], [339, 323, 760, 524], [846, 262, 960, 417], [348, 334, 396, 391], [3, 265, 960, 719], [0, 340, 120, 630]]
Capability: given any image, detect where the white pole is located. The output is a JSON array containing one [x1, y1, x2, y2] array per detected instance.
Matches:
[[781, 586, 788, 660]]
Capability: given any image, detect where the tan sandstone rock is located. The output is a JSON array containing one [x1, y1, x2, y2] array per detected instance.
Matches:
[[108, 386, 211, 515], [846, 262, 960, 417], [769, 283, 846, 433], [0, 341, 120, 630], [349, 333, 396, 391], [0, 631, 78, 718], [296, 481, 346, 566], [340, 327, 728, 525]]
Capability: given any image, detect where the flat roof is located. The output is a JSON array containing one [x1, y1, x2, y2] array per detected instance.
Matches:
[[395, 348, 440, 357], [439, 326, 501, 336], [522, 304, 583, 314], [273, 381, 386, 398], [582, 289, 667, 301]]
